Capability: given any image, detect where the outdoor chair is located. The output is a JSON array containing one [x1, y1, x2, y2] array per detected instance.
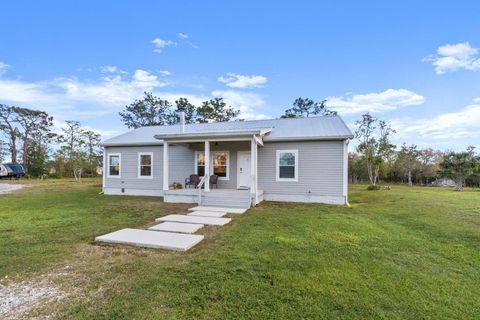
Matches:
[[185, 174, 200, 188], [210, 174, 219, 189]]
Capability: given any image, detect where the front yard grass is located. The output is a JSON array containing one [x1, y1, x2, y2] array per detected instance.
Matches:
[[1, 179, 479, 319]]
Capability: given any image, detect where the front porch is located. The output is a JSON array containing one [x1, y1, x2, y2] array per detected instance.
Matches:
[[157, 128, 271, 208], [163, 188, 264, 208]]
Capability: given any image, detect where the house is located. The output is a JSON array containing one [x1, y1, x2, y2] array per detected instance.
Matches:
[[100, 115, 353, 207]]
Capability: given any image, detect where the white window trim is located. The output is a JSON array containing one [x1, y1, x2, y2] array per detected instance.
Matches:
[[194, 150, 230, 181], [107, 153, 121, 178], [138, 152, 153, 179], [276, 149, 298, 182]]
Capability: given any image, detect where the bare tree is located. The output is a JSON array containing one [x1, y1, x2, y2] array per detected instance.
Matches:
[[355, 113, 396, 187], [397, 143, 420, 186]]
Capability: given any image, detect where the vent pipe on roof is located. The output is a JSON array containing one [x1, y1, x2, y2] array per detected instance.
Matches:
[[180, 112, 185, 133]]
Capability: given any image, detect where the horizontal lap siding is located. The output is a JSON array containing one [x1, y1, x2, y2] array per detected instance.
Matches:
[[258, 141, 344, 197], [104, 145, 194, 191]]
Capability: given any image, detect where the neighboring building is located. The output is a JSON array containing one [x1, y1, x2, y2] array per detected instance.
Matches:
[[100, 116, 353, 207]]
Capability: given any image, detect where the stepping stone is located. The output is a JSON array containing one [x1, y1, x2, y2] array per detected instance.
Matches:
[[95, 228, 204, 251], [188, 210, 227, 217], [188, 206, 248, 214], [148, 222, 204, 234], [156, 214, 231, 226]]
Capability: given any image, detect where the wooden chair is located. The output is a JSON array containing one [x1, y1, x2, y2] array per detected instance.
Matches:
[[185, 174, 200, 188], [210, 174, 219, 189]]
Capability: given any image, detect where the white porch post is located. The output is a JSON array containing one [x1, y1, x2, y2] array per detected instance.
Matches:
[[163, 141, 169, 191], [250, 137, 257, 203], [204, 140, 210, 192]]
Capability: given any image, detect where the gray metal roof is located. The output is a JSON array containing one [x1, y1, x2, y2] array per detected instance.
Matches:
[[101, 115, 353, 146]]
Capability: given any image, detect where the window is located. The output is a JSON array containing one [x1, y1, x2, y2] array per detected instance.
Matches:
[[212, 152, 229, 179], [195, 151, 230, 180], [195, 152, 205, 177], [108, 153, 121, 177], [138, 152, 153, 178], [276, 150, 298, 181]]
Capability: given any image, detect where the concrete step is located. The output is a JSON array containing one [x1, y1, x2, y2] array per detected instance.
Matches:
[[156, 214, 232, 226], [188, 211, 227, 217], [201, 200, 251, 208], [188, 206, 248, 214], [148, 222, 204, 234], [95, 228, 204, 251]]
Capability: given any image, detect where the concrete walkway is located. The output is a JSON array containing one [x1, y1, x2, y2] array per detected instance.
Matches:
[[95, 205, 249, 251]]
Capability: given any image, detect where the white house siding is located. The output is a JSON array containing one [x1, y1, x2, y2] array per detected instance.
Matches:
[[103, 145, 193, 196], [257, 140, 346, 204]]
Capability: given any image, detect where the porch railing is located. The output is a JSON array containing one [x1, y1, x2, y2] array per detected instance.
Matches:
[[196, 175, 207, 205]]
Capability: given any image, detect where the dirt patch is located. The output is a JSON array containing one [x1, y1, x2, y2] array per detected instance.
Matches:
[[0, 275, 65, 319], [0, 184, 23, 195]]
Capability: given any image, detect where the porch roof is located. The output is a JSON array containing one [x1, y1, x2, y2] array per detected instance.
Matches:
[[154, 128, 272, 142]]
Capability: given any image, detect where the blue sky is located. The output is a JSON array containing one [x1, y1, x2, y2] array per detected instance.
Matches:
[[1, 1, 479, 150]]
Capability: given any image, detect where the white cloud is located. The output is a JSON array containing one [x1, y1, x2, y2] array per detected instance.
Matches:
[[424, 42, 480, 74], [152, 38, 176, 53], [159, 70, 171, 76], [0, 69, 170, 120], [211, 90, 270, 120], [393, 97, 480, 141], [218, 73, 268, 89], [0, 61, 9, 76], [101, 65, 127, 74], [0, 68, 270, 124], [326, 89, 425, 115], [131, 69, 167, 88], [177, 32, 189, 39]]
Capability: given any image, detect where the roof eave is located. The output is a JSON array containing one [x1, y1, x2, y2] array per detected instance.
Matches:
[[264, 135, 354, 142]]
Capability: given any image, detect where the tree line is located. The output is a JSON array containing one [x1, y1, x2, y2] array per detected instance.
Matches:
[[3, 91, 476, 190], [0, 104, 101, 179], [118, 93, 335, 128], [352, 113, 479, 191]]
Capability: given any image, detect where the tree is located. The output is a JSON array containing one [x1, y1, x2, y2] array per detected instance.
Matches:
[[0, 104, 20, 163], [418, 148, 443, 184], [196, 98, 240, 123], [119, 92, 172, 128], [355, 113, 396, 187], [170, 98, 197, 124], [439, 147, 478, 191], [83, 130, 102, 175], [397, 143, 420, 186], [57, 121, 85, 181], [14, 107, 53, 172], [281, 98, 337, 118], [0, 139, 7, 163]]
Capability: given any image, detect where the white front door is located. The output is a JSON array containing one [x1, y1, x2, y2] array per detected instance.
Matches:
[[237, 151, 251, 189]]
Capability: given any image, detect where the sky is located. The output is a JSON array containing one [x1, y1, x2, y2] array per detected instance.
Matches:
[[0, 1, 479, 151]]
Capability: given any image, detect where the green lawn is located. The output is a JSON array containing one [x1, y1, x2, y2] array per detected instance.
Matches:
[[1, 180, 479, 319]]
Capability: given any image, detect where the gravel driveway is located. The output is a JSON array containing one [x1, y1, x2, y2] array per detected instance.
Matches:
[[0, 183, 23, 194]]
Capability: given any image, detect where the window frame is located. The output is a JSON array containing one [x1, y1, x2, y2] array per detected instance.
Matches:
[[137, 152, 153, 179], [194, 150, 230, 180], [107, 153, 121, 178], [276, 149, 298, 182]]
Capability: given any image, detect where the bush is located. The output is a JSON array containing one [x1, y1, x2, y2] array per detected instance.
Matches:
[[367, 185, 381, 191], [48, 172, 62, 179]]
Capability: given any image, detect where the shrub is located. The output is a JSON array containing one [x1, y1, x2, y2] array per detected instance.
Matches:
[[48, 172, 62, 179], [367, 185, 381, 191]]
